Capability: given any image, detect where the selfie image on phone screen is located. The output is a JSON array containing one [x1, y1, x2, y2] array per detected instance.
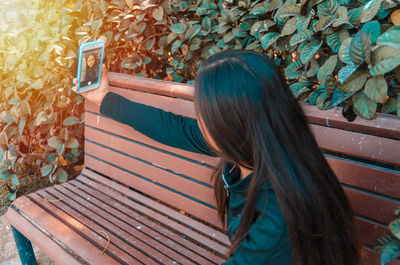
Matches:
[[79, 48, 101, 87]]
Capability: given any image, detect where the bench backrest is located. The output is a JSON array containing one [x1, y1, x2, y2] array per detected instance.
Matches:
[[84, 73, 400, 263]]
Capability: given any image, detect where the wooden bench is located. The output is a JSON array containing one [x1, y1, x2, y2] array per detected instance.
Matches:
[[5, 72, 400, 265]]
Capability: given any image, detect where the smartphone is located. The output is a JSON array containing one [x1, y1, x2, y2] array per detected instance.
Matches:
[[76, 40, 105, 94]]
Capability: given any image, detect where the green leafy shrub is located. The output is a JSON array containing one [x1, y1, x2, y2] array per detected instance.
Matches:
[[76, 0, 400, 120], [374, 208, 400, 265], [0, 0, 85, 206]]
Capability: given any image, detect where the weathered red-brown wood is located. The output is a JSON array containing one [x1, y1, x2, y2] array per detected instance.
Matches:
[[84, 141, 216, 206], [301, 103, 400, 140], [327, 156, 400, 200], [47, 185, 194, 265], [344, 188, 400, 224], [6, 196, 121, 265], [311, 124, 400, 166], [355, 218, 387, 247], [85, 110, 219, 167], [84, 155, 223, 230], [29, 192, 143, 265], [85, 126, 215, 184], [79, 169, 228, 245], [67, 180, 225, 264]]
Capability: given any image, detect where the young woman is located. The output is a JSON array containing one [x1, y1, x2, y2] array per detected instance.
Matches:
[[72, 50, 360, 265]]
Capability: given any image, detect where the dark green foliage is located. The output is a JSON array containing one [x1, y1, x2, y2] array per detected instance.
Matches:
[[73, 0, 400, 120]]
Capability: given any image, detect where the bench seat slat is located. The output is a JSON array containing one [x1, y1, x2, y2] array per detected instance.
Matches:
[[67, 180, 221, 265], [85, 126, 215, 185], [75, 175, 227, 260], [311, 124, 400, 166], [326, 155, 400, 200], [85, 111, 219, 167], [6, 196, 121, 265], [47, 184, 197, 265], [80, 168, 230, 246], [35, 189, 160, 265]]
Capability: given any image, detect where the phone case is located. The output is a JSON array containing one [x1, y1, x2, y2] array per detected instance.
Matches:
[[77, 40, 105, 94]]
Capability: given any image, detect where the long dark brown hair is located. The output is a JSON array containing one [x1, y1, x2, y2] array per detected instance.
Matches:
[[194, 50, 360, 265]]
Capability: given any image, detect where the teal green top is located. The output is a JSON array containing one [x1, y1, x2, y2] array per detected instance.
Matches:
[[100, 92, 293, 265]]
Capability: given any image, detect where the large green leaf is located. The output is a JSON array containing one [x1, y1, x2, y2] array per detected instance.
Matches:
[[350, 31, 371, 65], [279, 4, 301, 17], [361, 20, 381, 44], [338, 70, 368, 93], [317, 0, 339, 17], [66, 137, 79, 149], [364, 76, 388, 103], [317, 55, 338, 84], [300, 40, 323, 64], [41, 164, 53, 177], [370, 58, 400, 76], [261, 32, 280, 50], [338, 38, 353, 64], [338, 64, 358, 84], [290, 29, 314, 46], [285, 61, 303, 79], [313, 16, 334, 32], [326, 32, 341, 53], [352, 90, 377, 119], [360, 0, 384, 23], [152, 6, 163, 21], [47, 136, 61, 149], [170, 23, 187, 34], [281, 17, 297, 36], [63, 116, 80, 126], [289, 82, 310, 98], [376, 28, 400, 49], [54, 168, 68, 183]]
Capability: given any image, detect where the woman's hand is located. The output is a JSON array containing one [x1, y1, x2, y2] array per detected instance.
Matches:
[[72, 64, 110, 112]]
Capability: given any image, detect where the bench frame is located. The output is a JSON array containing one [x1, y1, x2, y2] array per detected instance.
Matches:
[[6, 72, 400, 265]]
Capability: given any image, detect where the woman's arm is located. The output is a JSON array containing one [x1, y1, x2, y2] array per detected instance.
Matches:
[[99, 92, 216, 157]]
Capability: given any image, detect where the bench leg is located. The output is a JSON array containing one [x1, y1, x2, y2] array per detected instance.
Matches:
[[11, 226, 38, 265]]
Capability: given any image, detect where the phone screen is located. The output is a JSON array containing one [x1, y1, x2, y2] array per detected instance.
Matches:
[[79, 48, 102, 88]]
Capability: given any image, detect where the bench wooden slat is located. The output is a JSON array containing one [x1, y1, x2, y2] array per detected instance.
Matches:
[[301, 103, 400, 140], [75, 175, 228, 259], [311, 124, 400, 166], [28, 192, 142, 265], [108, 72, 195, 101], [86, 86, 196, 119], [40, 187, 171, 265], [85, 111, 219, 167], [344, 188, 400, 224], [35, 189, 159, 265], [67, 180, 222, 265], [6, 196, 120, 265], [327, 155, 400, 200], [355, 217, 387, 247], [85, 126, 214, 186], [51, 183, 197, 265], [80, 168, 230, 247], [84, 140, 216, 207]]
